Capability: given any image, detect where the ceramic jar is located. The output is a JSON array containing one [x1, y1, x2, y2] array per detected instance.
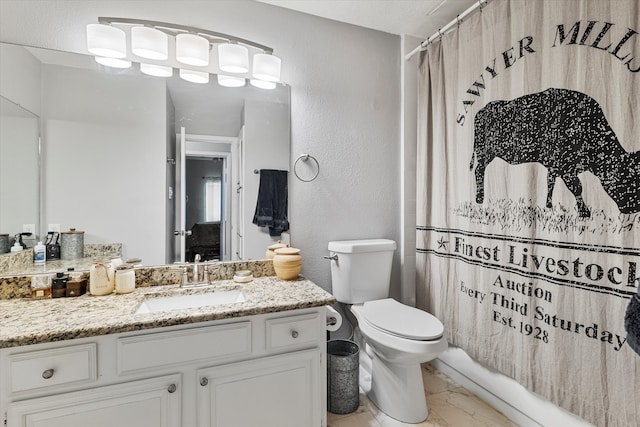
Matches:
[[272, 247, 302, 280], [115, 264, 135, 294], [265, 241, 288, 259], [90, 259, 114, 296]]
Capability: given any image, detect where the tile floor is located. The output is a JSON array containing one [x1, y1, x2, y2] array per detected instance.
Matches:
[[327, 362, 518, 427]]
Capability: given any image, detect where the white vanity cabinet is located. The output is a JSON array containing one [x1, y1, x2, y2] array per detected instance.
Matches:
[[1, 307, 327, 427]]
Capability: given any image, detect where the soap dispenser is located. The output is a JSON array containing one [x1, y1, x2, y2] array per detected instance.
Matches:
[[10, 237, 22, 253]]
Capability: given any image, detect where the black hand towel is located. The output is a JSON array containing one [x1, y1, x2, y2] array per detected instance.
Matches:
[[253, 169, 289, 237], [625, 286, 640, 356]]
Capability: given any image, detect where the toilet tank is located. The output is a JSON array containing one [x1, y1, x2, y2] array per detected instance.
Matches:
[[328, 239, 396, 304]]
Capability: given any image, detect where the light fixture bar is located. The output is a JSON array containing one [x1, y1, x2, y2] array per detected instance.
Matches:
[[97, 17, 273, 54]]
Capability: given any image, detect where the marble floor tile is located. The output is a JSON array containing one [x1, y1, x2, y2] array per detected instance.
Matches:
[[327, 362, 517, 427]]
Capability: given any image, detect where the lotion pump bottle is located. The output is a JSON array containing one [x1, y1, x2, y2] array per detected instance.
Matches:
[[34, 241, 46, 263], [10, 238, 22, 253]]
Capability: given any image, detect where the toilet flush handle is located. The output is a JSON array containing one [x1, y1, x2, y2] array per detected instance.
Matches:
[[323, 254, 338, 261]]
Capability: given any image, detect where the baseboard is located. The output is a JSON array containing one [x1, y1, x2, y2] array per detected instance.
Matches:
[[431, 348, 593, 427]]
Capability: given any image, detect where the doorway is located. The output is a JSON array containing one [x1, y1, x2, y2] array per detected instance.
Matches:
[[184, 156, 225, 262], [174, 133, 235, 263]]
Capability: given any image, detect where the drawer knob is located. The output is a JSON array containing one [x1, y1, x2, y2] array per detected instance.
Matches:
[[291, 330, 299, 339], [42, 369, 55, 379], [200, 377, 209, 387], [167, 383, 177, 393]]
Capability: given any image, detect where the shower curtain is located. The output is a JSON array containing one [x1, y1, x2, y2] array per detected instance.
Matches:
[[416, 0, 640, 425]]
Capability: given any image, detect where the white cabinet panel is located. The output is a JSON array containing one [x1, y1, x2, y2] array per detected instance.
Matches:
[[266, 312, 322, 352], [8, 343, 97, 394], [7, 374, 181, 427], [117, 321, 251, 375], [197, 349, 321, 427]]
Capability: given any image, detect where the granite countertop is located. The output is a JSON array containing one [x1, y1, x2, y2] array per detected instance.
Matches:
[[0, 276, 336, 348]]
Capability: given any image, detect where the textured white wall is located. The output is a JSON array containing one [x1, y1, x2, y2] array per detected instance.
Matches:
[[0, 0, 401, 292], [41, 64, 167, 264]]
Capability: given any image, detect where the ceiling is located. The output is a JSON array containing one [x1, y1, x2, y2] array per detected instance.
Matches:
[[257, 0, 478, 38]]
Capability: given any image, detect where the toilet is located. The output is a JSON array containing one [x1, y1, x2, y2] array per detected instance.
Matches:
[[328, 239, 447, 424]]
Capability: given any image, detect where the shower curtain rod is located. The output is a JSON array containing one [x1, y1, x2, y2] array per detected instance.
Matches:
[[405, 0, 490, 60]]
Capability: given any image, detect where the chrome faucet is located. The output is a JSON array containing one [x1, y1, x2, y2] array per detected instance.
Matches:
[[193, 254, 201, 284]]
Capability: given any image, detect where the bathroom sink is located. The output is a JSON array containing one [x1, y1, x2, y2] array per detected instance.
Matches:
[[135, 289, 245, 315]]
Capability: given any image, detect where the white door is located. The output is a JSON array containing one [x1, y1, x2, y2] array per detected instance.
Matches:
[[174, 127, 187, 263], [231, 127, 244, 260]]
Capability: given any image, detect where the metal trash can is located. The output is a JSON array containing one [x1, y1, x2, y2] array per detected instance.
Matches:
[[327, 339, 360, 414]]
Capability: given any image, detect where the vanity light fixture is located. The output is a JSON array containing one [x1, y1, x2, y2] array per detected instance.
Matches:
[[86, 24, 126, 58], [218, 75, 246, 88], [131, 26, 168, 60], [252, 53, 281, 82], [175, 33, 210, 66], [140, 63, 173, 77], [179, 68, 209, 84], [218, 43, 249, 73], [95, 56, 132, 69], [250, 79, 277, 90], [86, 17, 281, 89]]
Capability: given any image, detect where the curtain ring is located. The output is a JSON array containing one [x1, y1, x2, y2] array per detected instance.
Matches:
[[456, 15, 461, 26]]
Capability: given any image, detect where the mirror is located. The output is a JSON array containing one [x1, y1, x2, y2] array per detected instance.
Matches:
[[0, 42, 290, 273], [0, 95, 40, 247]]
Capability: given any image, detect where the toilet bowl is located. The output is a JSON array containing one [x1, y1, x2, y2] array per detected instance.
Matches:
[[350, 299, 447, 423], [327, 239, 447, 424]]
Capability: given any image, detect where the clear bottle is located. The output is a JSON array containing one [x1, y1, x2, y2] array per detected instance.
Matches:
[[90, 259, 114, 296], [31, 274, 52, 299]]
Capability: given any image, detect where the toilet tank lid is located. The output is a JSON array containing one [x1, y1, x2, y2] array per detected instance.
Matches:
[[328, 239, 396, 253]]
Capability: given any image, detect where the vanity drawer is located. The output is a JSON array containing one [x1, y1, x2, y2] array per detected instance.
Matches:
[[266, 313, 322, 352], [8, 343, 97, 394], [117, 321, 251, 375]]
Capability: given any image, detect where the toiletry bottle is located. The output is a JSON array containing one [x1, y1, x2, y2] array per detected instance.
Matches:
[[10, 237, 22, 253], [66, 269, 87, 297], [34, 241, 46, 263], [31, 274, 52, 299], [51, 272, 68, 298]]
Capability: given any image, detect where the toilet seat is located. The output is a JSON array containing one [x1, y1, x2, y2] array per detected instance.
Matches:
[[362, 298, 444, 341]]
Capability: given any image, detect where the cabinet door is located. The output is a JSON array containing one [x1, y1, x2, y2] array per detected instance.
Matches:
[[197, 349, 321, 427], [7, 374, 181, 427]]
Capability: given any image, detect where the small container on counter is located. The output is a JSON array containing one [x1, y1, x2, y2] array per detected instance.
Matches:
[[115, 264, 135, 294], [51, 272, 68, 298], [126, 257, 142, 267], [90, 259, 115, 296], [66, 270, 87, 297], [110, 256, 123, 270], [33, 241, 46, 263], [31, 274, 52, 299], [233, 269, 253, 283], [272, 247, 302, 280], [60, 228, 84, 260], [265, 241, 288, 259], [0, 234, 9, 254]]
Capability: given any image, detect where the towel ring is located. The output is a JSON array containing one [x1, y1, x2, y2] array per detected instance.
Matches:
[[294, 153, 319, 182]]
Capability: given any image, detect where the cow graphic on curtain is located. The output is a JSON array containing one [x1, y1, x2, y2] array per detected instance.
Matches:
[[470, 88, 640, 218]]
